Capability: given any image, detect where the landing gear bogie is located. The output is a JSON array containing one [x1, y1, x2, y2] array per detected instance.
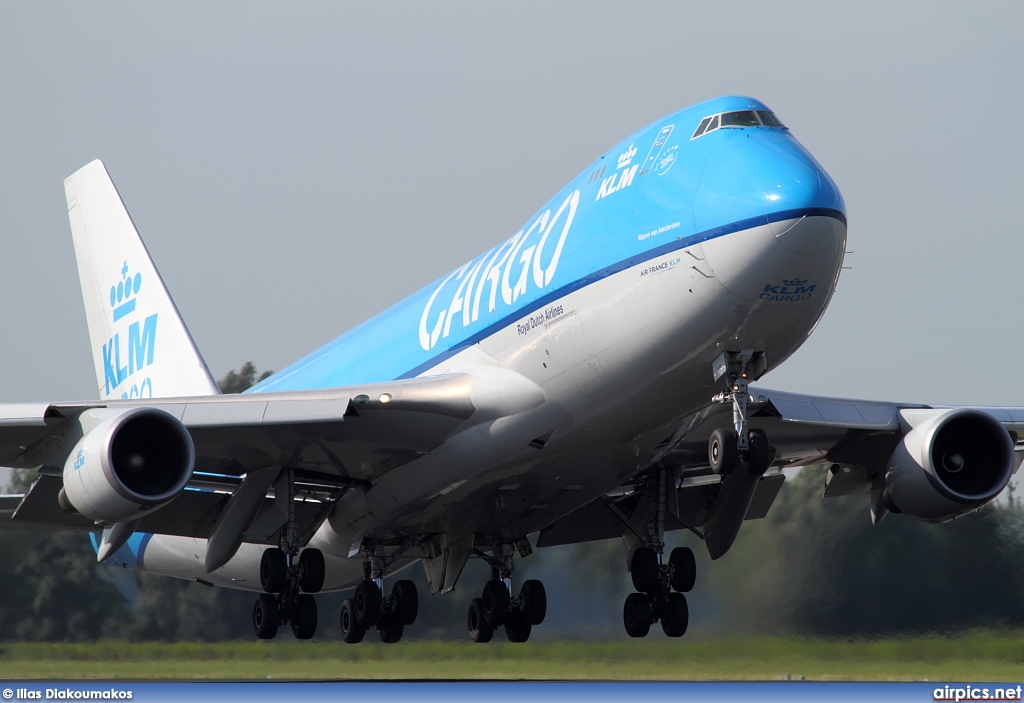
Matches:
[[253, 546, 326, 640], [340, 575, 419, 644], [466, 538, 546, 643]]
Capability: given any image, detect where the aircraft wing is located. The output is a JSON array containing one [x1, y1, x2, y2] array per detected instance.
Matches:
[[537, 387, 1024, 551], [0, 372, 490, 543]]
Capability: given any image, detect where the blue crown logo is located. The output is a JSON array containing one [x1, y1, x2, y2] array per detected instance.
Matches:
[[109, 261, 142, 322], [783, 278, 807, 286]]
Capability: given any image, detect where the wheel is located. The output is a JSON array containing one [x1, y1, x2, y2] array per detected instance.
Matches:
[[505, 617, 532, 643], [353, 579, 382, 627], [630, 547, 660, 593], [291, 594, 318, 640], [623, 592, 652, 638], [709, 428, 738, 475], [378, 616, 405, 644], [392, 579, 419, 625], [299, 549, 325, 593], [340, 598, 366, 644], [661, 592, 689, 638], [481, 579, 510, 627], [252, 593, 280, 640], [669, 547, 696, 593], [745, 428, 771, 476], [467, 598, 493, 643], [520, 579, 547, 625], [260, 547, 287, 593]]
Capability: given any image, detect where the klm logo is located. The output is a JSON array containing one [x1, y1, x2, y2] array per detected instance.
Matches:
[[101, 261, 157, 398], [760, 278, 816, 302], [73, 450, 85, 471], [596, 144, 639, 201]]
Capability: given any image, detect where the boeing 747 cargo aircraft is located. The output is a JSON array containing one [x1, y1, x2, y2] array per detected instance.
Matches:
[[2, 95, 1019, 643]]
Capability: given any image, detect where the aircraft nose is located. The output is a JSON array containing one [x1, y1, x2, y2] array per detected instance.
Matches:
[[695, 131, 846, 304], [694, 131, 845, 252]]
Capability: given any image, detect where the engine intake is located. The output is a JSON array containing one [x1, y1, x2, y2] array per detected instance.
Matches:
[[62, 407, 195, 524], [884, 408, 1014, 522]]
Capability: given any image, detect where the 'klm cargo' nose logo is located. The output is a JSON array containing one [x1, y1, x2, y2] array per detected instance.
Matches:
[[759, 278, 816, 302], [101, 261, 158, 398]]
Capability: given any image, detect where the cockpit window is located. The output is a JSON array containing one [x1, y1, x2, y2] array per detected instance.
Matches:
[[691, 110, 785, 139], [692, 116, 713, 139], [720, 110, 759, 127]]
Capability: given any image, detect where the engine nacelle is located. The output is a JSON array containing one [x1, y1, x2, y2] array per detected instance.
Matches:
[[883, 408, 1014, 522], [61, 407, 195, 524]]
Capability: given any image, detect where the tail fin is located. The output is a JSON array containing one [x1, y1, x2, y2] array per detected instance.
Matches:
[[64, 160, 220, 399]]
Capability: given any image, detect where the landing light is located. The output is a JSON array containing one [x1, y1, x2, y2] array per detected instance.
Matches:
[[379, 393, 393, 404]]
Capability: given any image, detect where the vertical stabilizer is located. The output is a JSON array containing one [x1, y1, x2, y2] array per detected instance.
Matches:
[[64, 160, 220, 399]]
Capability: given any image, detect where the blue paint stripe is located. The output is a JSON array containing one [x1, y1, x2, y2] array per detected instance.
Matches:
[[397, 207, 844, 379]]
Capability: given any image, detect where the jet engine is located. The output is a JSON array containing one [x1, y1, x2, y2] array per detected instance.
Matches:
[[881, 408, 1014, 522], [61, 407, 195, 524]]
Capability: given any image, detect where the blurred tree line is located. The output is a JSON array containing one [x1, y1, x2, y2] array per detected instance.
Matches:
[[3, 364, 1024, 640]]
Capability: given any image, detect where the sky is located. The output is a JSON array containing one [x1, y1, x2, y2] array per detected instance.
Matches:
[[1, 1, 1023, 407]]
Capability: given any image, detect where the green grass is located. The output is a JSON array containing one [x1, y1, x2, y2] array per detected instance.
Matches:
[[1, 633, 1024, 680]]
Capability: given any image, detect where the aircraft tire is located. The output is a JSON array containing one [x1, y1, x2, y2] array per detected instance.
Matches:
[[378, 617, 404, 644], [260, 548, 288, 593], [354, 579, 382, 627], [745, 429, 771, 476], [505, 615, 532, 643], [482, 579, 510, 627], [468, 598, 493, 643], [630, 547, 660, 593], [340, 598, 366, 644], [709, 428, 738, 475], [299, 549, 325, 593], [252, 593, 280, 640], [291, 594, 318, 640], [661, 592, 689, 638], [669, 547, 696, 593], [623, 592, 652, 638], [392, 579, 419, 625], [520, 579, 547, 625]]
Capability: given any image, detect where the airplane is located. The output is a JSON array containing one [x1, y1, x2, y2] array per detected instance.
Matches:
[[1, 95, 1019, 644]]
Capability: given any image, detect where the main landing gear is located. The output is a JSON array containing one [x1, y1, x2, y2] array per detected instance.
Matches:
[[339, 546, 420, 644], [252, 546, 325, 640], [620, 467, 693, 638], [623, 545, 695, 637], [467, 539, 546, 643]]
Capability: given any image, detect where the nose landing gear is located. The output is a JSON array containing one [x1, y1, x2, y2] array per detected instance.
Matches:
[[705, 349, 773, 559]]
